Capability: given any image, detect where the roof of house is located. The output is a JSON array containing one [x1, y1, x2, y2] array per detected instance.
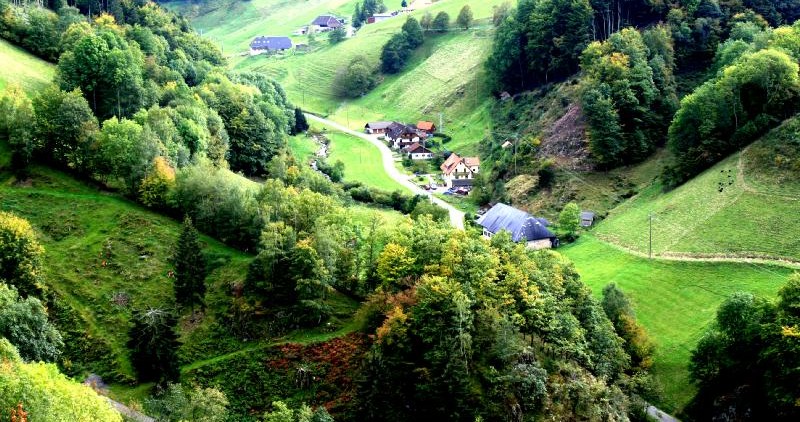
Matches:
[[581, 211, 595, 220], [404, 143, 433, 154], [464, 157, 480, 167], [451, 178, 474, 187], [417, 121, 435, 131], [477, 203, 555, 242], [250, 36, 293, 51], [387, 122, 421, 139], [366, 121, 394, 130], [312, 15, 343, 27], [441, 153, 462, 174]]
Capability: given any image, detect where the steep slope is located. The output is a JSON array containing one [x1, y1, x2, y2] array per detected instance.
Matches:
[[594, 116, 800, 261], [0, 38, 55, 95]]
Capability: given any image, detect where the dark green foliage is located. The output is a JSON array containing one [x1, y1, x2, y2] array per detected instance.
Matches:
[[687, 275, 800, 420], [456, 5, 473, 30], [432, 11, 450, 33], [666, 48, 800, 186], [173, 216, 207, 311], [32, 85, 99, 172], [292, 107, 310, 135], [0, 283, 63, 363], [334, 55, 379, 98], [380, 33, 410, 74], [580, 27, 677, 168], [128, 308, 180, 383], [401, 17, 424, 48], [328, 27, 346, 45], [487, 0, 593, 93]]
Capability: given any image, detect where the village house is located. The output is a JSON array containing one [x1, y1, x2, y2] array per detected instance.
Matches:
[[477, 203, 558, 250], [416, 120, 436, 134], [441, 153, 480, 188], [249, 36, 293, 55], [403, 143, 434, 160], [311, 15, 344, 32], [368, 12, 397, 24], [387, 122, 424, 149], [364, 121, 394, 134]]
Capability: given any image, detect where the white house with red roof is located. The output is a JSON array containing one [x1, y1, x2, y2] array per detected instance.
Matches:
[[441, 153, 480, 187]]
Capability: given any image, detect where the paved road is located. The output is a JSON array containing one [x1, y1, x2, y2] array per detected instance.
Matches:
[[646, 405, 681, 422], [306, 114, 465, 230]]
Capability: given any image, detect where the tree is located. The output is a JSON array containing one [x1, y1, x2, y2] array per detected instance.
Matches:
[[292, 108, 309, 135], [328, 26, 346, 44], [139, 157, 176, 209], [376, 243, 415, 290], [401, 17, 424, 48], [128, 308, 180, 383], [95, 117, 159, 192], [0, 211, 45, 296], [0, 283, 63, 363], [32, 85, 98, 172], [381, 33, 411, 74], [144, 383, 229, 422], [456, 5, 473, 30], [173, 216, 207, 312], [0, 85, 34, 175], [602, 284, 655, 370], [401, 0, 407, 7], [492, 1, 513, 26], [558, 202, 580, 239], [420, 12, 433, 31], [432, 11, 450, 33], [334, 55, 379, 97]]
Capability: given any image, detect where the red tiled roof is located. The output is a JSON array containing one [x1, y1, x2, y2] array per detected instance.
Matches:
[[464, 157, 480, 167], [417, 121, 435, 131], [440, 153, 461, 175]]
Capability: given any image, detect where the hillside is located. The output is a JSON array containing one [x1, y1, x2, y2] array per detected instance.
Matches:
[[231, 0, 510, 153], [560, 235, 792, 413], [0, 38, 54, 94], [593, 116, 800, 262]]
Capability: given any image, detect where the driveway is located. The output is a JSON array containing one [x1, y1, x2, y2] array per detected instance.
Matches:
[[306, 114, 465, 229]]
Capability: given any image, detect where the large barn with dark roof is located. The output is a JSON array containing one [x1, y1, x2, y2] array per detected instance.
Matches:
[[249, 36, 293, 55], [477, 203, 558, 249]]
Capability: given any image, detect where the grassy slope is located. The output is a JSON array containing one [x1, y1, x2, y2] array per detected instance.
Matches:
[[560, 235, 792, 413], [0, 38, 55, 95], [325, 131, 404, 191], [594, 121, 800, 260], [233, 0, 510, 154], [165, 0, 360, 52]]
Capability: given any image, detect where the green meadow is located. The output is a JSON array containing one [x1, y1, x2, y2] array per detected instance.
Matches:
[[0, 38, 55, 95]]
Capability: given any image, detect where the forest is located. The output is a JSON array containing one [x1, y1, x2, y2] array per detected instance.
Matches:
[[0, 0, 798, 421]]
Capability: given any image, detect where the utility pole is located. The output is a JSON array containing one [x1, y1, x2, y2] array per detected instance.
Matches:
[[649, 212, 653, 259]]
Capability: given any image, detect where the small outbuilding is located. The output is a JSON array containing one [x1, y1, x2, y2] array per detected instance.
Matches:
[[365, 121, 394, 134], [580, 211, 595, 227], [477, 203, 558, 250], [417, 121, 436, 134], [311, 15, 344, 31], [404, 143, 434, 160]]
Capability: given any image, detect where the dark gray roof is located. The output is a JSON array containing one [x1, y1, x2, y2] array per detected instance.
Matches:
[[250, 36, 292, 51], [580, 211, 595, 220], [477, 203, 555, 242], [366, 121, 394, 130], [451, 178, 473, 187], [387, 122, 422, 140], [312, 15, 343, 28]]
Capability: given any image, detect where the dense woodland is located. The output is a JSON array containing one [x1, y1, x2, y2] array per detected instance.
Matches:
[[0, 0, 798, 421]]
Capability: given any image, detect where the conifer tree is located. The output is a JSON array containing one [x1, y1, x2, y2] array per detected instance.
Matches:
[[173, 216, 207, 312], [128, 308, 180, 383]]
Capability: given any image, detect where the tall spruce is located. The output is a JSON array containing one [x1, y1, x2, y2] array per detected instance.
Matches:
[[173, 216, 207, 311], [128, 308, 180, 383]]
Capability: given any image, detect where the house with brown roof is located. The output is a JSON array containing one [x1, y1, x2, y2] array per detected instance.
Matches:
[[387, 122, 424, 149], [417, 121, 436, 134], [441, 153, 480, 187], [311, 15, 343, 32], [403, 143, 434, 160]]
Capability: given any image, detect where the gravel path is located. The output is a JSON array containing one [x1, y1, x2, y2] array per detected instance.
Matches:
[[306, 114, 465, 229]]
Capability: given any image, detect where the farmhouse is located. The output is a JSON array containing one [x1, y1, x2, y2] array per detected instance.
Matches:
[[441, 153, 480, 188], [477, 203, 558, 250], [387, 122, 424, 149], [403, 143, 434, 160], [249, 36, 293, 55], [417, 121, 436, 134], [311, 15, 343, 32], [365, 121, 394, 134]]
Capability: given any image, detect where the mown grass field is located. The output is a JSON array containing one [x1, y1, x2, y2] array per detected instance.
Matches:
[[594, 123, 800, 261], [325, 131, 405, 192], [560, 235, 793, 413], [0, 38, 55, 95], [232, 0, 511, 153]]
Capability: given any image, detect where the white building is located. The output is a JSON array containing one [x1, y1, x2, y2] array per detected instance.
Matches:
[[440, 153, 480, 188]]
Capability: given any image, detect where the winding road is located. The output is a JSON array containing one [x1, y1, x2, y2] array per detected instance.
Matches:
[[306, 114, 465, 230]]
